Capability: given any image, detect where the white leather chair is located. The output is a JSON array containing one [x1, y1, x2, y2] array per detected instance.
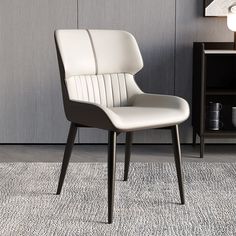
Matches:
[[54, 29, 189, 224]]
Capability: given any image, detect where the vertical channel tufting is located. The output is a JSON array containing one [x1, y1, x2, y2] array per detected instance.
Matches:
[[92, 75, 101, 104], [85, 75, 93, 103], [118, 73, 127, 106], [98, 75, 107, 106], [66, 73, 135, 107], [74, 76, 80, 100], [111, 74, 121, 107], [124, 74, 129, 104], [65, 76, 77, 100], [80, 76, 89, 101], [77, 76, 84, 100], [104, 74, 113, 107], [117, 74, 122, 106]]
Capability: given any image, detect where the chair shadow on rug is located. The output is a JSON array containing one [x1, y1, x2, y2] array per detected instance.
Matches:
[[54, 29, 190, 223]]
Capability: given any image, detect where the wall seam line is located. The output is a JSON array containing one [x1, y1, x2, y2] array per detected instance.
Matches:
[[77, 0, 79, 29], [77, 0, 80, 143], [174, 0, 177, 96]]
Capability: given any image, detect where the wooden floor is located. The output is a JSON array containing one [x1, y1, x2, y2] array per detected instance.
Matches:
[[0, 144, 235, 162]]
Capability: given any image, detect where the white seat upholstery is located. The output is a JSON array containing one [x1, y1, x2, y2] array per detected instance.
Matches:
[[108, 94, 189, 131], [55, 29, 189, 131]]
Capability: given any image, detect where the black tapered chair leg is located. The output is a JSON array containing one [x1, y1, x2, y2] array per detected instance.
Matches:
[[171, 125, 185, 204], [56, 122, 77, 195], [124, 132, 133, 181], [200, 136, 205, 158], [107, 131, 117, 224], [192, 129, 197, 146]]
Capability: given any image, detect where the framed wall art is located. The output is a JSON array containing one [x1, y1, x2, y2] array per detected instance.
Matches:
[[204, 0, 236, 16]]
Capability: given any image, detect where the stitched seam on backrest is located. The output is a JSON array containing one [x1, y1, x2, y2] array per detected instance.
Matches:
[[124, 73, 128, 103], [74, 76, 79, 100], [90, 75, 96, 103], [84, 75, 90, 102], [86, 29, 98, 75], [94, 75, 101, 104], [118, 74, 122, 106], [79, 77, 84, 100], [110, 74, 115, 107], [102, 74, 108, 107], [97, 76, 102, 104], [115, 73, 120, 106]]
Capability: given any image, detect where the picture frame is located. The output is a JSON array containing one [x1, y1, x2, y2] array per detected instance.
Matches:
[[204, 0, 236, 17]]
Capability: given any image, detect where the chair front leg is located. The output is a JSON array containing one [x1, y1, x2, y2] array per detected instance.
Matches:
[[56, 122, 77, 195], [107, 131, 117, 224], [171, 125, 185, 204], [124, 132, 133, 181]]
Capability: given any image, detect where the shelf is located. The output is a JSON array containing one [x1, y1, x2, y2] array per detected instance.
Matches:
[[204, 50, 236, 54], [206, 89, 236, 95], [204, 130, 236, 137]]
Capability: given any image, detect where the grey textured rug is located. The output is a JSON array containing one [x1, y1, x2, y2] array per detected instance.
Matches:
[[0, 162, 236, 236]]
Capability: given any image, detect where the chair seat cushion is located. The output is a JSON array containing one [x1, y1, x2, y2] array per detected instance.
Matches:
[[106, 93, 189, 132]]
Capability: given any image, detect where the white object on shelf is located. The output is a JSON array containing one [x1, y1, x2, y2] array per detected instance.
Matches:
[[204, 50, 236, 54]]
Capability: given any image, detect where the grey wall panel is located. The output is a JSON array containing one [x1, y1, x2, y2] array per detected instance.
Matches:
[[175, 0, 233, 143], [78, 0, 175, 143], [0, 0, 77, 143]]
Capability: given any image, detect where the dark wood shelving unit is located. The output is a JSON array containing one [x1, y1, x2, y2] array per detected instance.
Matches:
[[192, 42, 236, 158]]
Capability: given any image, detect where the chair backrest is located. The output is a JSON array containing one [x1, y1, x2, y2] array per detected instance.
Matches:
[[55, 29, 143, 107]]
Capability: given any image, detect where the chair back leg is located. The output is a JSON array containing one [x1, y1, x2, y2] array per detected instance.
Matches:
[[107, 131, 117, 224], [56, 122, 77, 195], [124, 132, 133, 181], [171, 125, 185, 204]]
